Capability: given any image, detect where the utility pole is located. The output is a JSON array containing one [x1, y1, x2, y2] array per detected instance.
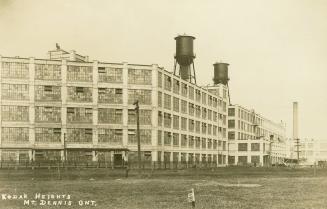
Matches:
[[269, 135, 274, 167], [133, 100, 141, 175], [64, 133, 67, 162], [294, 138, 300, 164]]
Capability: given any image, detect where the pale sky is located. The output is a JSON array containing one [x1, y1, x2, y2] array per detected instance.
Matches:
[[0, 0, 326, 139]]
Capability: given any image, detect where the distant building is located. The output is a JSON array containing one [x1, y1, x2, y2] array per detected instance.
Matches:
[[0, 46, 229, 167], [295, 138, 327, 165], [227, 105, 287, 166]]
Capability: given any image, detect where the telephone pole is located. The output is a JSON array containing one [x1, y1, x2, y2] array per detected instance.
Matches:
[[295, 138, 300, 164], [269, 135, 274, 167], [133, 100, 141, 175]]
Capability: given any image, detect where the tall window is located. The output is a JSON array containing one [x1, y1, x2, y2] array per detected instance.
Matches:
[[181, 100, 187, 114], [202, 92, 207, 105], [173, 115, 179, 129], [181, 83, 188, 97], [195, 89, 201, 102], [189, 136, 194, 147], [181, 117, 187, 131], [158, 111, 162, 127], [173, 79, 180, 94], [157, 130, 162, 145], [202, 107, 207, 119], [173, 97, 179, 112], [164, 75, 172, 91], [208, 96, 213, 106], [213, 126, 217, 136], [202, 123, 207, 134], [158, 92, 162, 107], [158, 72, 162, 88], [189, 103, 194, 116], [195, 137, 201, 148], [195, 105, 201, 118], [181, 134, 187, 147], [164, 94, 171, 110], [195, 121, 200, 133], [189, 119, 194, 132], [202, 138, 206, 149], [188, 86, 194, 100], [164, 131, 171, 146], [164, 113, 172, 128], [208, 110, 212, 121], [173, 133, 179, 146]]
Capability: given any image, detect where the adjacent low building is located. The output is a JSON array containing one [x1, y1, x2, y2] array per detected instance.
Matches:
[[295, 138, 327, 165], [227, 104, 287, 166]]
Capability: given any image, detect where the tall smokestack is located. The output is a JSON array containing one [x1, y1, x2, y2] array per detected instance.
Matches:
[[293, 102, 298, 140]]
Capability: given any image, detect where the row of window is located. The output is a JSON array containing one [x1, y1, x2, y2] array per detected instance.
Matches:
[[157, 130, 227, 150], [228, 107, 263, 126], [228, 119, 268, 138], [158, 72, 227, 110], [1, 85, 151, 104], [158, 111, 227, 137], [228, 131, 258, 140], [238, 143, 261, 151], [1, 62, 152, 85], [228, 155, 260, 164], [0, 150, 227, 163], [1, 106, 152, 124], [158, 93, 227, 122], [1, 127, 151, 145], [158, 151, 227, 164]]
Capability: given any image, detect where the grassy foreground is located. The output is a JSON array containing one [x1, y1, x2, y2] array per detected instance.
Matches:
[[0, 167, 326, 209]]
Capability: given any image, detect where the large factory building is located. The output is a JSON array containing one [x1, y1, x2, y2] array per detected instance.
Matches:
[[0, 36, 230, 167]]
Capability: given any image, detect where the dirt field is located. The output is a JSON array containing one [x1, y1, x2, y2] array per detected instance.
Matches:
[[0, 167, 326, 209]]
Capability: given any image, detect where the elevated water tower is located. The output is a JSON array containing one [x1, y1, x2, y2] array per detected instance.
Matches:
[[173, 35, 197, 84], [213, 62, 229, 85], [213, 62, 231, 104]]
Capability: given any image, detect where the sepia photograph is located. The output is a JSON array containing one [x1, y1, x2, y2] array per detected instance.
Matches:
[[0, 0, 327, 208]]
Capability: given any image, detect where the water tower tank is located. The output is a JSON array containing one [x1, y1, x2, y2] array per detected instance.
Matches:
[[174, 35, 195, 66], [213, 62, 229, 85]]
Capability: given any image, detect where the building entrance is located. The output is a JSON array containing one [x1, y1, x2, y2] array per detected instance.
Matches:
[[114, 154, 123, 167]]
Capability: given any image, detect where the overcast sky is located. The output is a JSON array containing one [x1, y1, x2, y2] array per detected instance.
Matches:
[[0, 0, 326, 139]]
